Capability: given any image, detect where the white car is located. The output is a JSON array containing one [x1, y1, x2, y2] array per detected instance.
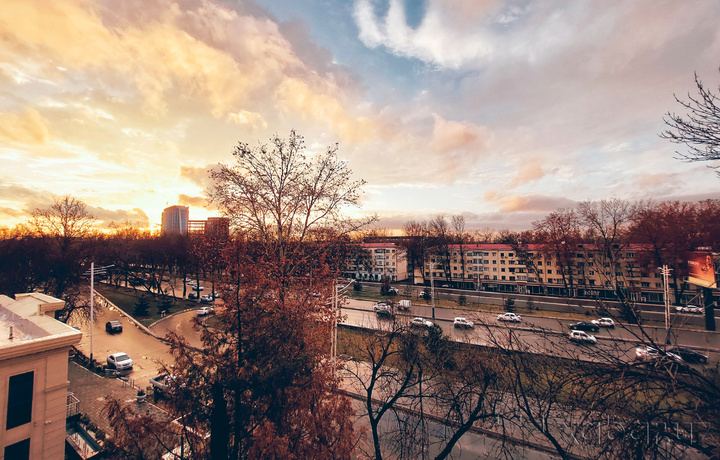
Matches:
[[497, 313, 522, 323], [676, 305, 703, 314], [635, 346, 682, 362], [107, 352, 133, 370], [410, 317, 434, 328], [373, 302, 391, 312], [592, 317, 615, 328], [453, 317, 474, 329], [569, 330, 597, 344], [197, 306, 214, 316], [200, 294, 214, 303]]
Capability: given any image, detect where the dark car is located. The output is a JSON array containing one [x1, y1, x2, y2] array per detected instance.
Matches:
[[670, 347, 708, 364], [105, 321, 123, 333], [569, 321, 600, 333], [376, 309, 395, 319]]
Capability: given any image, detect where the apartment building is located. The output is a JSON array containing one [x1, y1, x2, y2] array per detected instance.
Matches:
[[423, 243, 711, 305], [344, 243, 407, 282], [0, 293, 82, 460]]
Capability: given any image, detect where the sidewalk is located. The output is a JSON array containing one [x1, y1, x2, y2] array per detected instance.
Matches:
[[68, 361, 169, 436]]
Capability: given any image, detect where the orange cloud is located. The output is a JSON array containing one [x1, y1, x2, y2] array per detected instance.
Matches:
[[430, 114, 492, 152], [509, 162, 545, 188], [0, 108, 49, 144]]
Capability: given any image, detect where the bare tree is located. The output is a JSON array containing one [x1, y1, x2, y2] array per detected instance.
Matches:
[[30, 195, 98, 319], [661, 70, 720, 175], [209, 130, 375, 288]]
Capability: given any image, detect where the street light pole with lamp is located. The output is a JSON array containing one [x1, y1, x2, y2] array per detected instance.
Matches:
[[331, 281, 353, 360], [83, 263, 114, 364]]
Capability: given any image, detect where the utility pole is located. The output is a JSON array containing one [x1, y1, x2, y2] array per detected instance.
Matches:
[[660, 265, 672, 344]]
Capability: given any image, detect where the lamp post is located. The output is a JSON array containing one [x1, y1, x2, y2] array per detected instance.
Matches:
[[660, 265, 672, 344], [83, 263, 113, 364], [331, 281, 353, 360]]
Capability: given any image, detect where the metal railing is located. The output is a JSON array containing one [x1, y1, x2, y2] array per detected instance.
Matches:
[[67, 392, 80, 418]]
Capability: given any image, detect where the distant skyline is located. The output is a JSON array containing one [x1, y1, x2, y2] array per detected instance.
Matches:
[[1, 0, 720, 232]]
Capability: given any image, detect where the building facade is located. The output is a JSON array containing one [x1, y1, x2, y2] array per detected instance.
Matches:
[[345, 243, 408, 282], [161, 205, 189, 235], [0, 293, 82, 460], [422, 243, 715, 305]]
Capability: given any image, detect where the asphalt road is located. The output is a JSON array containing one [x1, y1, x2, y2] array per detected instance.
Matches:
[[340, 298, 720, 364]]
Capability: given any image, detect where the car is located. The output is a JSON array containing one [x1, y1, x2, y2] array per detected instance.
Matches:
[[635, 346, 682, 362], [197, 306, 214, 316], [497, 313, 522, 323], [376, 308, 395, 319], [410, 317, 434, 328], [453, 317, 474, 329], [373, 302, 391, 312], [188, 292, 199, 300], [184, 278, 194, 284], [387, 287, 399, 295], [200, 294, 214, 303], [569, 321, 600, 332], [105, 320, 123, 333], [592, 318, 615, 328], [569, 330, 597, 344], [670, 347, 708, 364], [194, 285, 204, 291], [420, 291, 432, 300], [212, 291, 221, 299], [107, 352, 133, 370], [676, 305, 703, 314]]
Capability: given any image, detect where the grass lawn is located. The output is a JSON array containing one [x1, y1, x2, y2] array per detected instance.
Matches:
[[97, 285, 202, 327]]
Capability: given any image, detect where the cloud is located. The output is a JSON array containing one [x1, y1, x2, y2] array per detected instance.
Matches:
[[508, 162, 545, 188], [498, 195, 577, 213], [227, 111, 268, 131], [0, 109, 50, 144], [178, 194, 210, 208], [86, 205, 149, 228], [179, 165, 215, 188], [430, 114, 492, 153]]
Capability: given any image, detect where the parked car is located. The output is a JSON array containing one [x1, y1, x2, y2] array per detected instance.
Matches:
[[592, 318, 615, 328], [197, 306, 214, 316], [635, 346, 682, 362], [410, 317, 434, 328], [373, 302, 391, 312], [676, 305, 703, 314], [212, 291, 221, 299], [107, 352, 133, 370], [569, 330, 597, 344], [388, 287, 399, 294], [188, 292, 199, 300], [194, 285, 204, 291], [497, 312, 522, 323], [105, 320, 123, 333], [200, 294, 214, 303], [453, 317, 474, 329], [569, 321, 600, 332], [419, 291, 432, 300], [669, 347, 708, 364]]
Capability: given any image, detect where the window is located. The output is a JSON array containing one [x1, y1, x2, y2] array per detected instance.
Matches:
[[547, 270, 552, 274], [7, 371, 33, 429], [4, 438, 30, 460]]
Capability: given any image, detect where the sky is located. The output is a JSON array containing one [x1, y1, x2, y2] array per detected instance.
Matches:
[[1, 0, 720, 232]]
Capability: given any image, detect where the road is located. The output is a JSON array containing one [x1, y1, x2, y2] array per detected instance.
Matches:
[[340, 298, 720, 364]]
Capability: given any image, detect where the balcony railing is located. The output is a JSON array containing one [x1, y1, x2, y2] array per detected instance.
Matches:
[[67, 392, 80, 418]]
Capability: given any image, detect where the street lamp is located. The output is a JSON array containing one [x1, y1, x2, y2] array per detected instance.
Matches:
[[83, 263, 114, 363], [331, 281, 353, 360]]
